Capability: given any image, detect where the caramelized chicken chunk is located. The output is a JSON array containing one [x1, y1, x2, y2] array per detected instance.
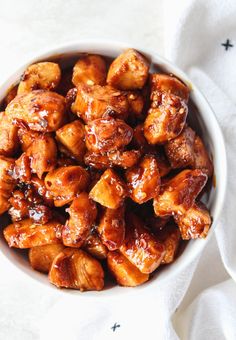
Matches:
[[31, 175, 53, 205], [155, 224, 181, 264], [150, 74, 189, 102], [9, 186, 53, 224], [108, 150, 141, 169], [18, 62, 61, 94], [153, 169, 208, 217], [85, 117, 133, 153], [132, 124, 149, 149], [89, 169, 127, 209], [144, 94, 188, 144], [107, 49, 149, 90], [126, 155, 161, 204], [120, 214, 166, 274], [84, 151, 111, 170], [72, 55, 107, 86], [165, 126, 195, 168], [45, 166, 89, 207], [29, 243, 65, 273], [193, 136, 213, 177], [71, 84, 129, 123], [107, 251, 149, 287], [84, 149, 140, 170], [17, 126, 41, 151], [0, 156, 15, 214], [49, 248, 104, 291], [174, 202, 211, 239], [8, 190, 29, 221], [0, 112, 18, 156], [83, 232, 108, 259], [62, 193, 97, 247], [3, 219, 62, 248], [26, 135, 57, 179], [98, 206, 125, 250], [127, 91, 144, 117], [6, 90, 66, 132], [56, 120, 86, 162], [165, 126, 213, 176], [13, 153, 31, 183]]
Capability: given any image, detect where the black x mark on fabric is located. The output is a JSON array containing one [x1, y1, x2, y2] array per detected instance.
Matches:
[[111, 322, 121, 332], [221, 39, 234, 51]]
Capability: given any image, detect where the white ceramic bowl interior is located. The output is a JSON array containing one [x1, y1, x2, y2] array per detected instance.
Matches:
[[0, 41, 227, 297]]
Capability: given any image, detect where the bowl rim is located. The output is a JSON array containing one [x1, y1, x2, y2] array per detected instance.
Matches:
[[0, 39, 227, 297]]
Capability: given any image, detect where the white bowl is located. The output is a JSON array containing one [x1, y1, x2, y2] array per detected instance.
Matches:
[[0, 40, 227, 297]]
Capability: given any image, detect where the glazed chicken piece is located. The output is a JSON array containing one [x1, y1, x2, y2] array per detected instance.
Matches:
[[13, 153, 31, 183], [153, 169, 208, 217], [0, 111, 18, 156], [71, 84, 129, 123], [72, 55, 107, 87], [120, 214, 166, 274], [8, 190, 29, 221], [6, 90, 66, 132], [98, 206, 125, 250], [107, 251, 149, 287], [29, 243, 65, 273], [165, 126, 195, 169], [89, 169, 127, 209], [108, 149, 141, 169], [154, 223, 181, 264], [83, 232, 108, 259], [132, 124, 150, 149], [193, 135, 213, 177], [150, 74, 189, 102], [107, 49, 149, 90], [84, 149, 140, 170], [17, 126, 41, 151], [56, 120, 86, 162], [49, 248, 104, 291], [174, 202, 211, 239], [0, 156, 16, 214], [3, 218, 63, 248], [144, 73, 190, 144], [26, 134, 57, 179], [126, 155, 161, 204], [126, 91, 144, 118], [13, 135, 57, 182], [17, 62, 61, 94], [62, 193, 97, 248], [45, 166, 90, 207], [165, 126, 213, 176], [8, 185, 53, 224], [84, 151, 111, 170], [85, 117, 133, 153], [144, 93, 188, 144]]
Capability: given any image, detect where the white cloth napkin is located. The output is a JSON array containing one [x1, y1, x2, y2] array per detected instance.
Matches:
[[40, 1, 236, 339]]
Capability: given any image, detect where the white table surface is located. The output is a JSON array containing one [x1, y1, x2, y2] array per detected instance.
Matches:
[[0, 1, 229, 339]]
